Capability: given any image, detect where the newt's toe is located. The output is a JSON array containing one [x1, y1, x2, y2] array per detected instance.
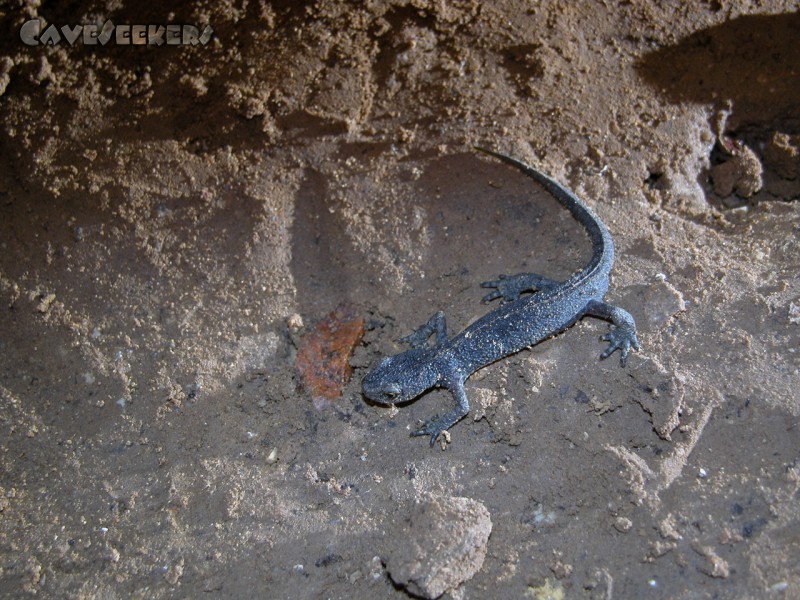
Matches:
[[600, 327, 639, 367], [411, 425, 441, 447]]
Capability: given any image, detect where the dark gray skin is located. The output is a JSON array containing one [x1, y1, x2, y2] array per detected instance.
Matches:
[[362, 147, 640, 446]]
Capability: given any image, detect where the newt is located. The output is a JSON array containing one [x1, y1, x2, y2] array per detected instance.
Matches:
[[362, 147, 640, 445]]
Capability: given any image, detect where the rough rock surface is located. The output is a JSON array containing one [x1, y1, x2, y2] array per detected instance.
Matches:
[[384, 495, 492, 599]]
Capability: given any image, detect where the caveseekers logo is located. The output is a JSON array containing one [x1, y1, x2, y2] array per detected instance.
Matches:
[[20, 19, 214, 46]]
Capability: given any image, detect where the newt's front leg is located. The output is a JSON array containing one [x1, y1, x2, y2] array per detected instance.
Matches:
[[400, 310, 448, 348], [480, 273, 560, 303], [411, 379, 469, 446]]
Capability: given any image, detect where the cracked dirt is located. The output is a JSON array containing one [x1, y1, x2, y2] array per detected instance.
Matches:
[[0, 1, 799, 598]]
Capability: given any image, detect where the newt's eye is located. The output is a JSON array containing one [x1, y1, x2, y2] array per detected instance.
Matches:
[[384, 384, 401, 399]]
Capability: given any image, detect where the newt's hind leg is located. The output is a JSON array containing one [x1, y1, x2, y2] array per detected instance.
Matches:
[[480, 273, 560, 303], [400, 310, 448, 348], [585, 300, 640, 367]]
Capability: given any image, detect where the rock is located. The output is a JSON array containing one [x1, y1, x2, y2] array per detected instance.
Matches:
[[384, 495, 492, 599], [614, 516, 633, 533], [692, 543, 730, 579], [710, 143, 763, 200], [642, 278, 685, 330], [763, 131, 799, 180]]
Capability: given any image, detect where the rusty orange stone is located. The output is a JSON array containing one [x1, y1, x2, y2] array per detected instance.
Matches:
[[295, 304, 365, 406]]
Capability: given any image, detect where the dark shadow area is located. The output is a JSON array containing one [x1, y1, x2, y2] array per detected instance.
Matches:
[[289, 167, 358, 317], [638, 12, 800, 205], [637, 11, 800, 134]]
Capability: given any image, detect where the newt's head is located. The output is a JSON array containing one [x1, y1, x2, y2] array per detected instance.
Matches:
[[362, 349, 437, 405]]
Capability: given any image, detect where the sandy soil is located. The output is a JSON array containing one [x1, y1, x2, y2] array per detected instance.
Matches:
[[1, 1, 799, 598]]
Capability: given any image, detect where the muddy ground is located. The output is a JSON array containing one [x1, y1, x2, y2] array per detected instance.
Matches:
[[1, 1, 799, 598]]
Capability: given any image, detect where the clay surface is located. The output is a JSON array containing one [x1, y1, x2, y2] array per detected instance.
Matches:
[[0, 2, 798, 598]]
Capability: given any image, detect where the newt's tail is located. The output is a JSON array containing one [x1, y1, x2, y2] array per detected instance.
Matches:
[[473, 146, 614, 282]]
